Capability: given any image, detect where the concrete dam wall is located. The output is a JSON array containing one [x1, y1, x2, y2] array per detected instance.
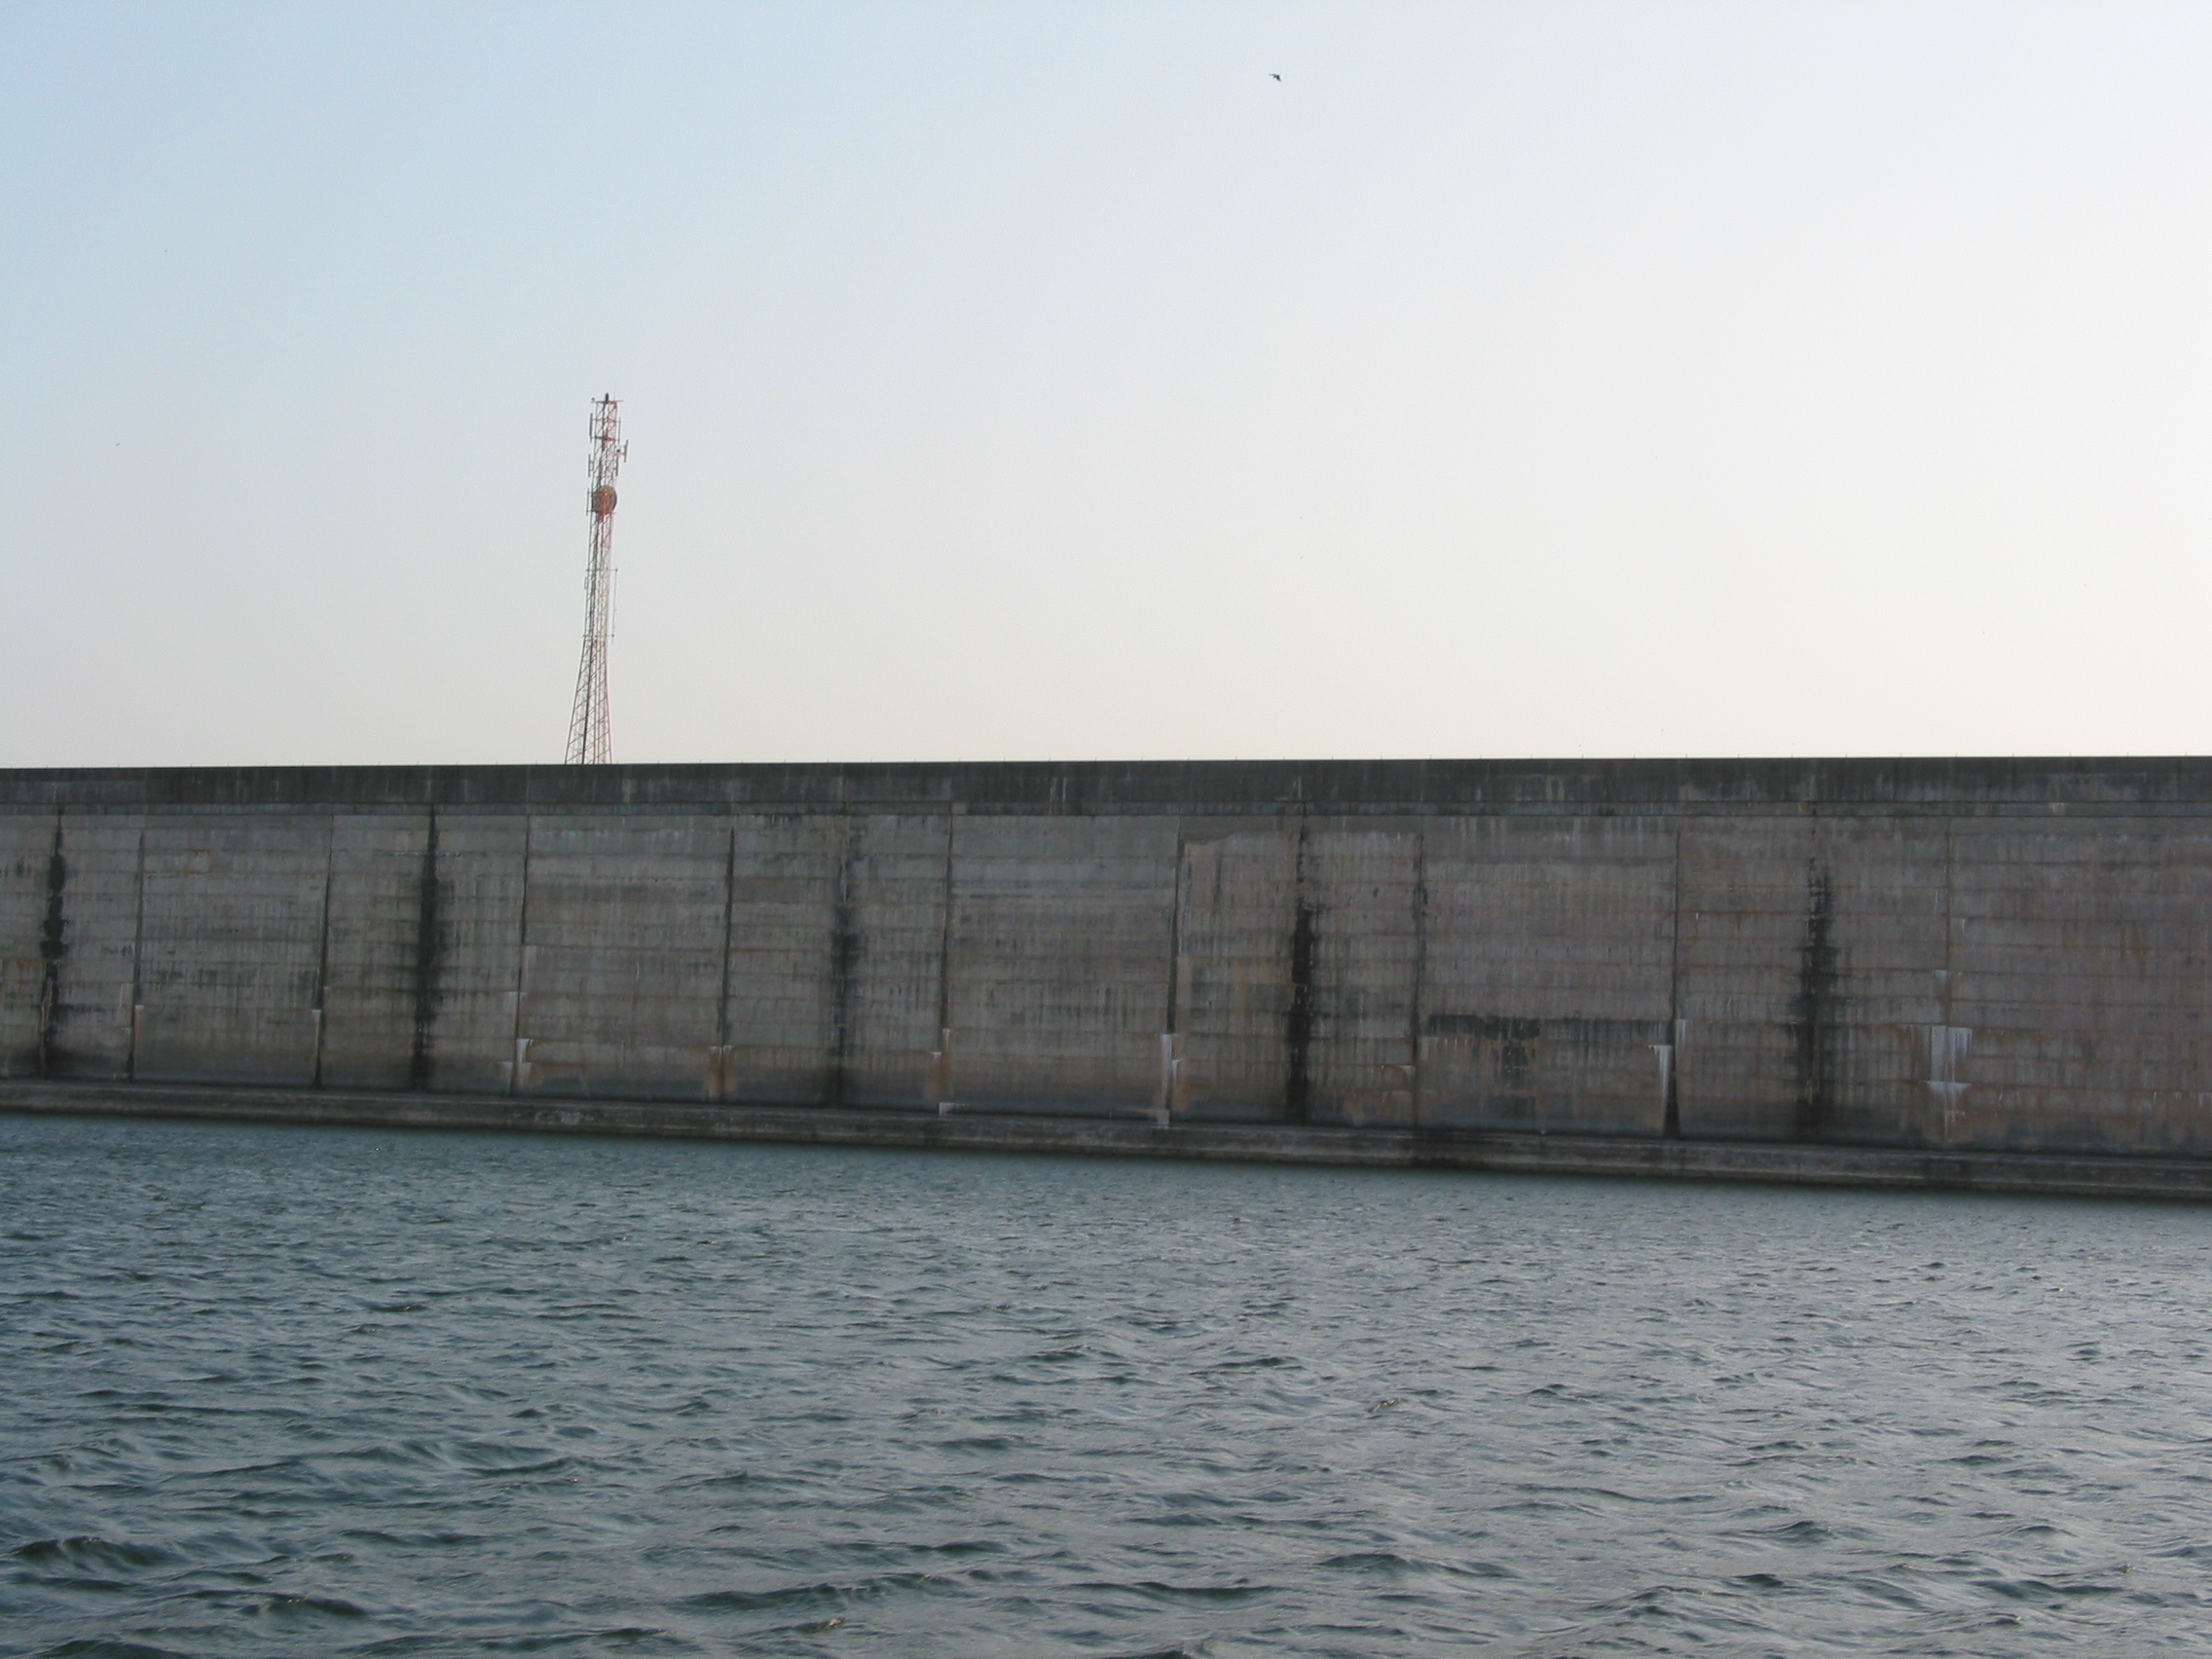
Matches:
[[5, 758, 2212, 1158]]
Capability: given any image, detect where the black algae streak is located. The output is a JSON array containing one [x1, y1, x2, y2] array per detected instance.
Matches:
[[828, 819, 863, 1106], [407, 813, 444, 1090], [1284, 824, 1317, 1125], [36, 817, 66, 1075], [1791, 859, 1838, 1141]]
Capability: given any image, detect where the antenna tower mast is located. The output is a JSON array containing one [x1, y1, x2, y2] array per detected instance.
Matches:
[[565, 395, 626, 764]]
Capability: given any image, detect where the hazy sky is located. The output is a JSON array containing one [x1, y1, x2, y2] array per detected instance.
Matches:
[[7, 2, 2209, 766]]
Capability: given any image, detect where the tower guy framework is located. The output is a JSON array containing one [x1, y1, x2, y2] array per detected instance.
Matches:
[[565, 395, 626, 764]]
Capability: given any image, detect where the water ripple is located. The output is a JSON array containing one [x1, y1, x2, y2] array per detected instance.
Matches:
[[5, 1114, 2211, 1655]]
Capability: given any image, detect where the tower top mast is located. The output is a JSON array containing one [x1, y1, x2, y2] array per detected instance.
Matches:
[[564, 395, 625, 764]]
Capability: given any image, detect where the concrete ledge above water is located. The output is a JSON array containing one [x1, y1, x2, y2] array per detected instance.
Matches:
[[6, 1082, 2209, 1203]]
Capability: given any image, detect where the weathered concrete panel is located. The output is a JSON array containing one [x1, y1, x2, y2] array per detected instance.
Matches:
[[35, 815, 143, 1081], [414, 814, 527, 1094], [1170, 825, 1294, 1122], [1944, 818, 2212, 1154], [1169, 823, 1422, 1125], [717, 813, 839, 1104], [1676, 815, 1816, 1142], [0, 813, 55, 1076], [1419, 816, 1675, 1134], [516, 813, 725, 1099], [133, 815, 328, 1086], [826, 813, 951, 1108], [1676, 815, 1949, 1145], [946, 815, 1176, 1112], [1800, 817, 1950, 1151], [1298, 829, 1421, 1127], [317, 813, 432, 1090]]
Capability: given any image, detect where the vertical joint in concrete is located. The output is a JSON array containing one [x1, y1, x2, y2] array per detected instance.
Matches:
[[710, 821, 736, 1104], [125, 823, 147, 1082], [309, 817, 335, 1089], [931, 811, 956, 1110], [1662, 822, 1684, 1139], [1408, 830, 1427, 1130], [36, 815, 66, 1076]]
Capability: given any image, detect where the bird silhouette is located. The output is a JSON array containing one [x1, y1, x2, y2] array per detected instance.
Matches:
[[1271, 72, 1282, 81]]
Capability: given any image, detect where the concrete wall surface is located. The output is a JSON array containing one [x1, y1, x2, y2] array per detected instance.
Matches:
[[7, 758, 2212, 1156]]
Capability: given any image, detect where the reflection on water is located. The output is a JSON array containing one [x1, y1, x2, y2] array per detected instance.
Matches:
[[3, 1113, 2208, 1656]]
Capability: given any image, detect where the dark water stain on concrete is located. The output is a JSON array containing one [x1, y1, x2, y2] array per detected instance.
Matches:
[[36, 817, 66, 1075], [407, 814, 444, 1090], [1792, 861, 1838, 1141], [827, 821, 863, 1106], [1284, 826, 1317, 1125]]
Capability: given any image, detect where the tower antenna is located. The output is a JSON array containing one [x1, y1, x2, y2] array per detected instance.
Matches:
[[565, 395, 626, 764]]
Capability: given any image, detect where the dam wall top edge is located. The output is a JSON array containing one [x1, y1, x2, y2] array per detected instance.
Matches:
[[5, 757, 2212, 812]]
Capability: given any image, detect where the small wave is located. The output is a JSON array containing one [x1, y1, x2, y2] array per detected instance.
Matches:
[[469, 1456, 579, 1477], [480, 1626, 672, 1651], [327, 1437, 573, 1475], [663, 1469, 760, 1493], [1757, 1520, 1834, 1544], [680, 1571, 942, 1612], [340, 1526, 487, 1549], [181, 1588, 368, 1619], [1513, 1483, 1709, 1508], [1319, 1551, 1516, 1581], [1974, 1575, 2129, 1601], [1074, 1578, 1274, 1602], [199, 1455, 309, 1478], [13, 1536, 177, 1573]]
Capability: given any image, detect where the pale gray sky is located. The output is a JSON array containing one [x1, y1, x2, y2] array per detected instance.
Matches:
[[7, 2, 2208, 765]]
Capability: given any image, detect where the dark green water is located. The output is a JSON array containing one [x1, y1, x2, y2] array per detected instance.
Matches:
[[3, 1113, 2208, 1657]]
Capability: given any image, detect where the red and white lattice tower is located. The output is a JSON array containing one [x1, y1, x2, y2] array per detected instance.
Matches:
[[565, 395, 626, 764]]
